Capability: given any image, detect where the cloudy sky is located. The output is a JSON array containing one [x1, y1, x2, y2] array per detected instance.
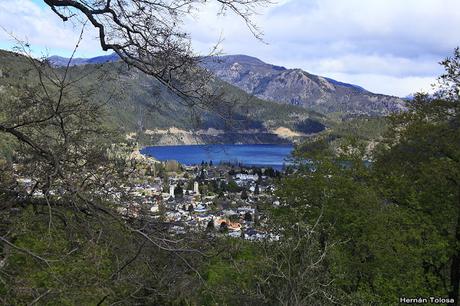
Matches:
[[1, 0, 459, 97]]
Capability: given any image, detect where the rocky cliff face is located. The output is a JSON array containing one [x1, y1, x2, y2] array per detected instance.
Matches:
[[48, 52, 406, 116], [201, 55, 406, 115]]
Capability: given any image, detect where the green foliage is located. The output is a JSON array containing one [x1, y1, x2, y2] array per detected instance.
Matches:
[[277, 50, 460, 303], [372, 92, 460, 301], [294, 118, 326, 134], [174, 184, 184, 198], [0, 132, 16, 161], [2, 207, 124, 304], [199, 239, 265, 305], [0, 205, 204, 305], [330, 116, 388, 141], [0, 49, 327, 150], [1, 46, 459, 305], [226, 180, 241, 193], [240, 189, 248, 200], [275, 139, 448, 303]]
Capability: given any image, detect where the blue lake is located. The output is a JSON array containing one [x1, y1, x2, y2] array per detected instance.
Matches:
[[140, 144, 294, 169]]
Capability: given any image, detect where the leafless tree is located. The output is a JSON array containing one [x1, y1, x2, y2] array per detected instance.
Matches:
[[0, 1, 273, 302], [254, 212, 345, 306], [43, 0, 272, 107], [0, 0, 273, 239], [0, 40, 212, 302]]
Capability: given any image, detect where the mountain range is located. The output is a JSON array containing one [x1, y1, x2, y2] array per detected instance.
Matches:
[[48, 53, 406, 116], [47, 53, 120, 67], [200, 55, 405, 115], [0, 49, 406, 148], [1, 50, 326, 146]]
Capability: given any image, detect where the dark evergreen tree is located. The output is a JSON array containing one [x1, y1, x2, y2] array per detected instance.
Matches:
[[244, 212, 252, 222], [241, 189, 249, 200]]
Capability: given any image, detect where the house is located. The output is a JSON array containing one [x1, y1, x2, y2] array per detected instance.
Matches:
[[222, 209, 238, 216], [235, 173, 259, 181], [169, 225, 186, 235], [244, 229, 267, 241], [237, 206, 255, 215], [215, 218, 241, 231], [227, 222, 241, 231], [150, 204, 159, 213], [195, 214, 213, 223], [165, 211, 182, 222], [228, 231, 241, 238], [194, 203, 208, 213]]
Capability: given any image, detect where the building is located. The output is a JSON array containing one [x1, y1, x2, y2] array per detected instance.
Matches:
[[194, 181, 200, 194], [169, 184, 176, 198], [235, 173, 259, 181]]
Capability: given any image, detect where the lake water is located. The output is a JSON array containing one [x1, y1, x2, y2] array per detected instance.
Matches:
[[140, 144, 294, 169]]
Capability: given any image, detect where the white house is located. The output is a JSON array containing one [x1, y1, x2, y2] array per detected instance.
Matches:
[[169, 184, 176, 198], [193, 181, 200, 194], [235, 173, 259, 181]]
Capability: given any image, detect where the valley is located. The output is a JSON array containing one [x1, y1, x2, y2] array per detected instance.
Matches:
[[42, 51, 405, 147]]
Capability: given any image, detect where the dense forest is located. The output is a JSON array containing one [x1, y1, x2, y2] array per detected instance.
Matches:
[[0, 49, 458, 305], [0, 0, 459, 305]]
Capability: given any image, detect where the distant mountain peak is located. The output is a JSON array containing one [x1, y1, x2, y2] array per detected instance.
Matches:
[[201, 54, 287, 72], [48, 53, 120, 67], [206, 54, 265, 64], [46, 52, 405, 115], [201, 54, 405, 115], [324, 77, 367, 92]]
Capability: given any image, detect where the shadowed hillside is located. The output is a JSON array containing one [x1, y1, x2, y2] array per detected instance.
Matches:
[[0, 50, 327, 146]]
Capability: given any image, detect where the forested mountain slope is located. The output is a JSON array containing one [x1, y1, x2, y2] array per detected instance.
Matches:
[[48, 52, 406, 116], [1, 50, 327, 146]]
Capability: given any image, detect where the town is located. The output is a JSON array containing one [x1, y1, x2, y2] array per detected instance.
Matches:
[[119, 152, 285, 241], [16, 150, 286, 241]]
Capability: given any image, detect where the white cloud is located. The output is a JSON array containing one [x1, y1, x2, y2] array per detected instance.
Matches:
[[0, 0, 103, 57], [324, 73, 436, 97], [184, 0, 460, 96], [0, 0, 458, 96], [263, 0, 460, 56]]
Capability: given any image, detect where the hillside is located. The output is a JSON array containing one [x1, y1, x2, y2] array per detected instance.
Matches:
[[47, 53, 406, 116], [0, 50, 326, 147], [47, 53, 120, 66], [200, 55, 406, 115]]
